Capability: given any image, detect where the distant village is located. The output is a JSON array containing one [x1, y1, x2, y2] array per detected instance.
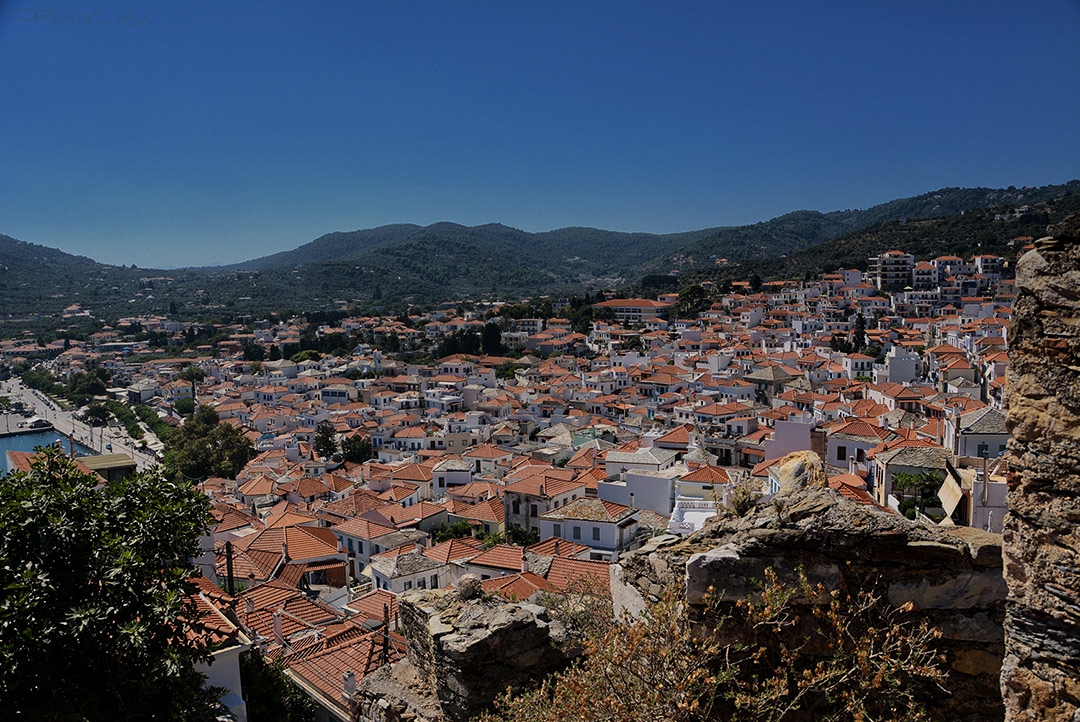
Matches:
[[1, 243, 1025, 721]]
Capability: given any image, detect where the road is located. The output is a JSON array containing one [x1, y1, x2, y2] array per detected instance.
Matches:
[[1, 379, 160, 471]]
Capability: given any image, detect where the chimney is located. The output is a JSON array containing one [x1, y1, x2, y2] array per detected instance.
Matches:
[[521, 550, 529, 573], [245, 596, 255, 615], [341, 669, 358, 699], [281, 542, 289, 562], [415, 541, 424, 554], [629, 492, 636, 510], [553, 539, 560, 556], [272, 610, 283, 644], [342, 670, 356, 699]]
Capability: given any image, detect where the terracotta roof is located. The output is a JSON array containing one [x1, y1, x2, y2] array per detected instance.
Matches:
[[481, 571, 557, 601], [466, 544, 530, 572], [422, 537, 485, 564], [544, 557, 611, 595], [332, 516, 397, 540], [679, 465, 732, 484], [527, 538, 590, 558], [347, 589, 399, 626]]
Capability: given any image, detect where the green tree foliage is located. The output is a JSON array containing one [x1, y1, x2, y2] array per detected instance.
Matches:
[[437, 329, 482, 358], [105, 399, 146, 440], [135, 404, 173, 441], [242, 343, 265, 362], [893, 471, 945, 520], [165, 407, 254, 480], [481, 322, 506, 356], [289, 349, 321, 363], [174, 397, 196, 417], [504, 523, 540, 547], [66, 369, 110, 405], [314, 420, 339, 460], [80, 401, 110, 426], [0, 447, 218, 721], [432, 520, 476, 543], [672, 283, 711, 318], [238, 649, 317, 722], [340, 435, 373, 464], [20, 368, 67, 403]]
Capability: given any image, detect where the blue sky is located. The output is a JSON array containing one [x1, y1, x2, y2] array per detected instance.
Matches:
[[1, 1, 1078, 269]]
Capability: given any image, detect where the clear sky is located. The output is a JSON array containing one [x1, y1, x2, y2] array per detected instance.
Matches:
[[1, 1, 1078, 269]]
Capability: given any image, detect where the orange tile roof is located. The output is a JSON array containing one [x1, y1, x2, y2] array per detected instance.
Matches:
[[481, 571, 557, 601], [423, 537, 485, 564], [545, 557, 611, 595], [467, 544, 529, 572], [348, 589, 399, 626]]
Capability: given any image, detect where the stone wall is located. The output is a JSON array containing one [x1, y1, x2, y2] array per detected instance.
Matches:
[[616, 484, 1007, 721], [1002, 215, 1080, 721], [354, 583, 574, 722]]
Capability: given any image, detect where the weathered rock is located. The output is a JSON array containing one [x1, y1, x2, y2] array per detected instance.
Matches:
[[618, 486, 1007, 722], [354, 658, 447, 722], [1003, 215, 1080, 722], [357, 588, 574, 722], [771, 449, 828, 491]]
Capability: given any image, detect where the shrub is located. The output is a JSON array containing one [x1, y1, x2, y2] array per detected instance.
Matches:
[[482, 568, 944, 722]]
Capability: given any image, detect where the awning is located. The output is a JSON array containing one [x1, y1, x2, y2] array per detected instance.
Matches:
[[303, 559, 347, 572], [939, 476, 964, 517]]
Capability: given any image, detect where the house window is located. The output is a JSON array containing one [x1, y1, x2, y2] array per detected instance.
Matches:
[[430, 574, 439, 589], [404, 581, 412, 591], [573, 526, 581, 540], [554, 524, 561, 538], [512, 500, 521, 515], [836, 445, 847, 461], [856, 449, 865, 463], [977, 443, 989, 458], [592, 527, 600, 541], [358, 541, 364, 555], [418, 578, 426, 589], [347, 538, 354, 553], [530, 504, 538, 518]]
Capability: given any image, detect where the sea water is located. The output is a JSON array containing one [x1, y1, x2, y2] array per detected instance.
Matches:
[[1, 430, 95, 474]]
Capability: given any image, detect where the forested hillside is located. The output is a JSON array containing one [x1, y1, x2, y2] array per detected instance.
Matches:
[[1, 180, 1076, 319]]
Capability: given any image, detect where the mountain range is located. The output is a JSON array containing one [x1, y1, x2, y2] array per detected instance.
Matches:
[[1, 180, 1077, 320]]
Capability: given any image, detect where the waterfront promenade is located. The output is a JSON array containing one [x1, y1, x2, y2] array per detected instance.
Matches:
[[1, 380, 159, 471]]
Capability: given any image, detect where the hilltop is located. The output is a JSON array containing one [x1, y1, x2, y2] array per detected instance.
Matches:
[[1, 180, 1077, 319]]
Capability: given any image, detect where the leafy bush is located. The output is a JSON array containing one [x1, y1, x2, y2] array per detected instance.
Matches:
[[482, 568, 945, 722], [0, 448, 217, 720]]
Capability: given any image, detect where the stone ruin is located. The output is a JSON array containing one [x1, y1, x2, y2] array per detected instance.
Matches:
[[1001, 214, 1080, 721]]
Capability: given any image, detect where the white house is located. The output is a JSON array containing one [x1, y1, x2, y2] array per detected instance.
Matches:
[[537, 497, 639, 562]]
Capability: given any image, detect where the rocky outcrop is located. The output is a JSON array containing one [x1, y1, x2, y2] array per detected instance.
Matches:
[[616, 485, 1007, 721], [1002, 214, 1080, 722], [354, 585, 574, 722], [771, 449, 829, 491]]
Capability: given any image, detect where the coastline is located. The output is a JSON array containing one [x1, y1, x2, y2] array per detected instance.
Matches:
[[0, 423, 55, 439]]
